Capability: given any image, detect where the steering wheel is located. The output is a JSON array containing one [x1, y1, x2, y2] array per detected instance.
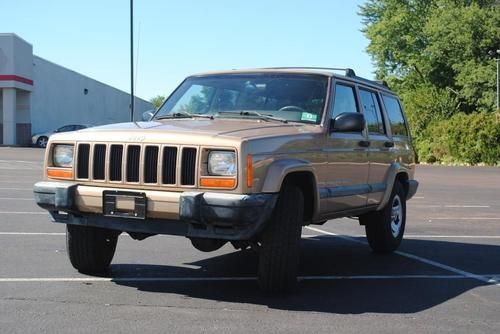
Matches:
[[278, 105, 306, 112]]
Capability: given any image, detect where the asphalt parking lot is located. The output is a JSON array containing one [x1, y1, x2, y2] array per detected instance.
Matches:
[[0, 147, 499, 333]]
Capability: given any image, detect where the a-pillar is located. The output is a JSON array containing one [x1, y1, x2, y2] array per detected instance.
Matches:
[[2, 88, 16, 145]]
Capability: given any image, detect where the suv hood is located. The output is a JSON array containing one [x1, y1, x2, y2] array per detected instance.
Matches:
[[51, 118, 322, 144]]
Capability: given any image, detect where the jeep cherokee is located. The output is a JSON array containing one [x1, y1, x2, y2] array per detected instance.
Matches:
[[34, 67, 418, 292]]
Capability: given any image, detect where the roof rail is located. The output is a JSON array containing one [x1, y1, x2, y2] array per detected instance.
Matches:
[[352, 75, 391, 90], [259, 67, 357, 77], [375, 80, 389, 88], [256, 67, 391, 90]]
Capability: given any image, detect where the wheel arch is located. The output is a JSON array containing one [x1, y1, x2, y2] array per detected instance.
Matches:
[[261, 159, 319, 223], [376, 163, 410, 211]]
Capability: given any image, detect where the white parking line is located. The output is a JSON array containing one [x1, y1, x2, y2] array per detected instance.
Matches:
[[0, 167, 39, 170], [429, 217, 500, 220], [0, 187, 33, 191], [305, 226, 500, 286], [0, 160, 41, 164], [0, 211, 46, 215], [405, 235, 500, 239], [2, 232, 500, 240], [340, 234, 500, 239], [0, 232, 64, 236], [411, 205, 491, 208], [0, 197, 33, 201], [0, 181, 36, 184], [0, 274, 495, 283]]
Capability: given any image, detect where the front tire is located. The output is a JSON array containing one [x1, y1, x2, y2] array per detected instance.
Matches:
[[66, 224, 119, 274], [360, 181, 406, 253], [258, 184, 304, 292]]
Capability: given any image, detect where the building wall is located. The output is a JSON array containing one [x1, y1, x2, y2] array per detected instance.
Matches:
[[0, 33, 33, 92], [0, 88, 31, 145], [30, 56, 152, 135]]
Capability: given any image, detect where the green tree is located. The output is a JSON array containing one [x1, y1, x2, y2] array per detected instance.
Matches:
[[360, 0, 500, 164], [360, 0, 499, 112], [149, 95, 166, 110]]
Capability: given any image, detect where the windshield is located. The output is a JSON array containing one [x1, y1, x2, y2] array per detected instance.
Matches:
[[155, 74, 328, 124]]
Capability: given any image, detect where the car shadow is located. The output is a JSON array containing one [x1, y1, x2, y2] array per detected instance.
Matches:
[[109, 236, 497, 314]]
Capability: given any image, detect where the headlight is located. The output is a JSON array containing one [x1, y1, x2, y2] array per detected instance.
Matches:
[[208, 151, 236, 176], [52, 144, 74, 168]]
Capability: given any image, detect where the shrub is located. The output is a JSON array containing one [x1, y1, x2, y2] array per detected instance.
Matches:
[[414, 112, 500, 165]]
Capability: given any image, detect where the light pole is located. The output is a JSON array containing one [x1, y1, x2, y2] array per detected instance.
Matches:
[[130, 0, 135, 121], [489, 49, 500, 111]]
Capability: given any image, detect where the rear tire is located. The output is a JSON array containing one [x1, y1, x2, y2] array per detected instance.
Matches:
[[258, 184, 303, 292], [66, 224, 118, 274], [360, 181, 406, 253]]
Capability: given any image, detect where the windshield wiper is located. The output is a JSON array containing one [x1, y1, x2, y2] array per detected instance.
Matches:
[[156, 111, 214, 120], [218, 110, 288, 123]]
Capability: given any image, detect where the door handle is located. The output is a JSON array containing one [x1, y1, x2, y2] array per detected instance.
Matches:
[[358, 140, 370, 147], [384, 141, 394, 148]]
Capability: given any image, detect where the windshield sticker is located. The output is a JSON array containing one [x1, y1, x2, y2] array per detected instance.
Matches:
[[300, 112, 318, 122]]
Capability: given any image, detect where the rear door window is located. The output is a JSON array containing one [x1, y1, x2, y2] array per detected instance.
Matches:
[[382, 95, 407, 136], [359, 89, 385, 134]]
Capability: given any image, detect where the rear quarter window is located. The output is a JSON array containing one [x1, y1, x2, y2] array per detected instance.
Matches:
[[382, 95, 407, 136]]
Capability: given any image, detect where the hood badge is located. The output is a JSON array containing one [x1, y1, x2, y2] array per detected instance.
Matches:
[[128, 135, 146, 142]]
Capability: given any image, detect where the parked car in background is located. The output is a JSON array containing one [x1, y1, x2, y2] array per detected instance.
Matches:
[[32, 124, 92, 148]]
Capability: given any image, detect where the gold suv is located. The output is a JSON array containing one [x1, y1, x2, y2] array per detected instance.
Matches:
[[34, 68, 418, 292]]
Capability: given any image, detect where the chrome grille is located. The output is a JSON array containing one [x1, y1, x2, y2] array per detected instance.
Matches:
[[75, 143, 197, 187]]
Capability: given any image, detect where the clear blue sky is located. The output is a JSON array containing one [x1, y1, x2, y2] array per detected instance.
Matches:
[[0, 0, 374, 101]]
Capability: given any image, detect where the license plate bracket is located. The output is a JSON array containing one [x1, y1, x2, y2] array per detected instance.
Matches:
[[103, 191, 147, 220]]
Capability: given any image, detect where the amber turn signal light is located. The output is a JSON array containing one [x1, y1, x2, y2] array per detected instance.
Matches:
[[47, 168, 73, 179], [247, 154, 253, 188], [200, 177, 236, 188]]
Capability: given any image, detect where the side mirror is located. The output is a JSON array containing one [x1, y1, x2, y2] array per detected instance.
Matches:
[[331, 112, 365, 132], [142, 111, 154, 122]]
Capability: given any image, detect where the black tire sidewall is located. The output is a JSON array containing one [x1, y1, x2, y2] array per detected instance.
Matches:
[[66, 224, 118, 274], [258, 183, 304, 292], [365, 181, 406, 252]]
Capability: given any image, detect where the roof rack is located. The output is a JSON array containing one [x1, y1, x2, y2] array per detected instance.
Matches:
[[257, 67, 391, 90], [259, 67, 357, 77]]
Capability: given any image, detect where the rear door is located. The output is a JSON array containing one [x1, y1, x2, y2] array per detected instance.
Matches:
[[380, 93, 413, 169], [358, 88, 392, 205]]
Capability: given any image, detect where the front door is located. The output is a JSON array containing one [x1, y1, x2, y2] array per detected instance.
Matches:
[[320, 81, 369, 216]]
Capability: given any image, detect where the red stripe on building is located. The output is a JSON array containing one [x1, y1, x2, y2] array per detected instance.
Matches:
[[0, 75, 34, 85]]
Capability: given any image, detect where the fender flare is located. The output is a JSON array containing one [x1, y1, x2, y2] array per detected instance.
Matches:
[[376, 162, 408, 211], [261, 159, 320, 217]]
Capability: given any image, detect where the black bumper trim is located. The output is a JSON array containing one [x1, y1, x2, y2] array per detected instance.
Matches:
[[33, 181, 78, 212], [34, 182, 278, 241]]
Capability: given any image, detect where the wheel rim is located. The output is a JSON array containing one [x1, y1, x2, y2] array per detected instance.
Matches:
[[390, 194, 403, 238], [39, 137, 47, 148]]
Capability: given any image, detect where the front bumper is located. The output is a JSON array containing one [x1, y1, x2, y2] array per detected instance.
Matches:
[[33, 181, 278, 240]]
